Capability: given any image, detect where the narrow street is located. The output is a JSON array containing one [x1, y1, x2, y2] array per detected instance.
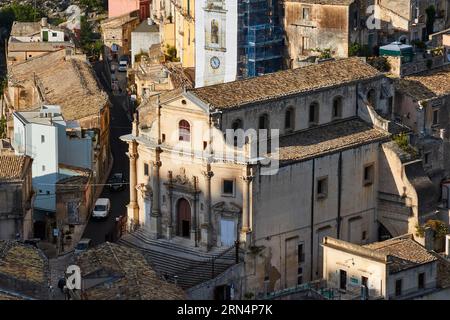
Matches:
[[81, 60, 131, 246]]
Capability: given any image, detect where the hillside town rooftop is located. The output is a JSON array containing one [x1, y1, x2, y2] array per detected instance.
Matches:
[[76, 242, 186, 300], [188, 57, 382, 110], [323, 235, 438, 274], [8, 50, 108, 120], [395, 65, 450, 101], [0, 241, 49, 285], [0, 154, 30, 182], [274, 118, 390, 163]]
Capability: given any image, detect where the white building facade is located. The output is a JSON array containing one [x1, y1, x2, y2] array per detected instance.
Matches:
[[12, 106, 93, 212], [195, 0, 238, 87]]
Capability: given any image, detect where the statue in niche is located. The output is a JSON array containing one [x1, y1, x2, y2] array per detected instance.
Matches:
[[211, 19, 219, 44]]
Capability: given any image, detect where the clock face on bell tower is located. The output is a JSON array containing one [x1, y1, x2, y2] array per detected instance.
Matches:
[[210, 56, 220, 69]]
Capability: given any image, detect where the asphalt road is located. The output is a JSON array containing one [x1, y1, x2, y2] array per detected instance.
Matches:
[[82, 60, 131, 245]]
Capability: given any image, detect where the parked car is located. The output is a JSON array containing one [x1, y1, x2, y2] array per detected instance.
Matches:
[[118, 60, 127, 72], [92, 198, 110, 219], [119, 55, 130, 64], [75, 238, 92, 254], [108, 173, 126, 191]]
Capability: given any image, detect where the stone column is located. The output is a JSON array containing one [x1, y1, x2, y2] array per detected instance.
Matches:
[[150, 152, 162, 239], [201, 164, 214, 250], [126, 140, 139, 231], [240, 170, 253, 244]]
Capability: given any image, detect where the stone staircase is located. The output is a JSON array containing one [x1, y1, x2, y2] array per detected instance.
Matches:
[[118, 228, 238, 289]]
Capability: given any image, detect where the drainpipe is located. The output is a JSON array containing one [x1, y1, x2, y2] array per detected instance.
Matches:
[[337, 152, 342, 239], [310, 158, 315, 281]]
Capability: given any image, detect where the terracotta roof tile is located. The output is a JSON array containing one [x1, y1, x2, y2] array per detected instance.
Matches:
[[363, 235, 437, 273], [395, 65, 450, 101], [0, 241, 49, 284], [189, 58, 381, 110], [77, 242, 186, 300], [0, 154, 30, 181], [274, 118, 389, 163], [9, 50, 108, 121]]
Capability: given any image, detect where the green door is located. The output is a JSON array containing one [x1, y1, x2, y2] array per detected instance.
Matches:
[[42, 31, 48, 42]]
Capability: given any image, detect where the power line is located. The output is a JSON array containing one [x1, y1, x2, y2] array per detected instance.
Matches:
[[35, 182, 130, 187]]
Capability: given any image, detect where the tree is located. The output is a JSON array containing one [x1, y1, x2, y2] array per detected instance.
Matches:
[[79, 0, 105, 12], [0, 4, 44, 32], [79, 16, 103, 60]]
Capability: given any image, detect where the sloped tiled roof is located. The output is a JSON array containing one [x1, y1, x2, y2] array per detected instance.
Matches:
[[189, 57, 382, 110], [324, 235, 438, 274], [274, 118, 390, 163], [395, 65, 450, 101], [76, 242, 185, 300], [0, 154, 30, 182], [8, 50, 108, 121], [0, 241, 49, 285], [363, 235, 438, 273]]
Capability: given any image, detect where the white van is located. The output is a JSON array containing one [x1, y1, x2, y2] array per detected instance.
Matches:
[[92, 198, 110, 219], [118, 60, 127, 72]]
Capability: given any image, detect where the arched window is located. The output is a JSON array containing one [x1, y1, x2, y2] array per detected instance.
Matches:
[[309, 102, 319, 125], [179, 120, 190, 141], [367, 89, 376, 108], [258, 114, 269, 130], [232, 119, 243, 130], [231, 119, 243, 147], [211, 19, 219, 44], [332, 97, 343, 119], [285, 107, 295, 130]]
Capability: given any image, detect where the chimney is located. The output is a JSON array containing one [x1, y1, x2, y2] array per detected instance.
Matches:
[[41, 17, 48, 27], [424, 226, 434, 251]]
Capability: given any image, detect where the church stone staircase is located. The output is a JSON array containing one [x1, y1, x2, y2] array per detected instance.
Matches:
[[118, 228, 238, 289]]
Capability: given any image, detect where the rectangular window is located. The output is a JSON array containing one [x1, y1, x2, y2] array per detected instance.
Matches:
[[162, 134, 166, 142], [223, 179, 234, 196], [42, 165, 45, 172], [317, 177, 328, 199], [418, 273, 425, 289], [302, 36, 310, 53], [424, 152, 430, 165], [298, 244, 305, 263], [362, 231, 367, 240], [432, 109, 439, 125], [309, 103, 319, 125], [41, 135, 45, 143], [340, 269, 347, 290], [363, 164, 374, 186], [297, 275, 303, 285], [144, 163, 149, 176], [52, 32, 57, 37], [302, 7, 310, 20], [395, 279, 402, 296]]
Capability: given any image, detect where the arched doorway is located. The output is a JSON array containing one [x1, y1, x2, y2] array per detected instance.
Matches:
[[177, 198, 191, 238]]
